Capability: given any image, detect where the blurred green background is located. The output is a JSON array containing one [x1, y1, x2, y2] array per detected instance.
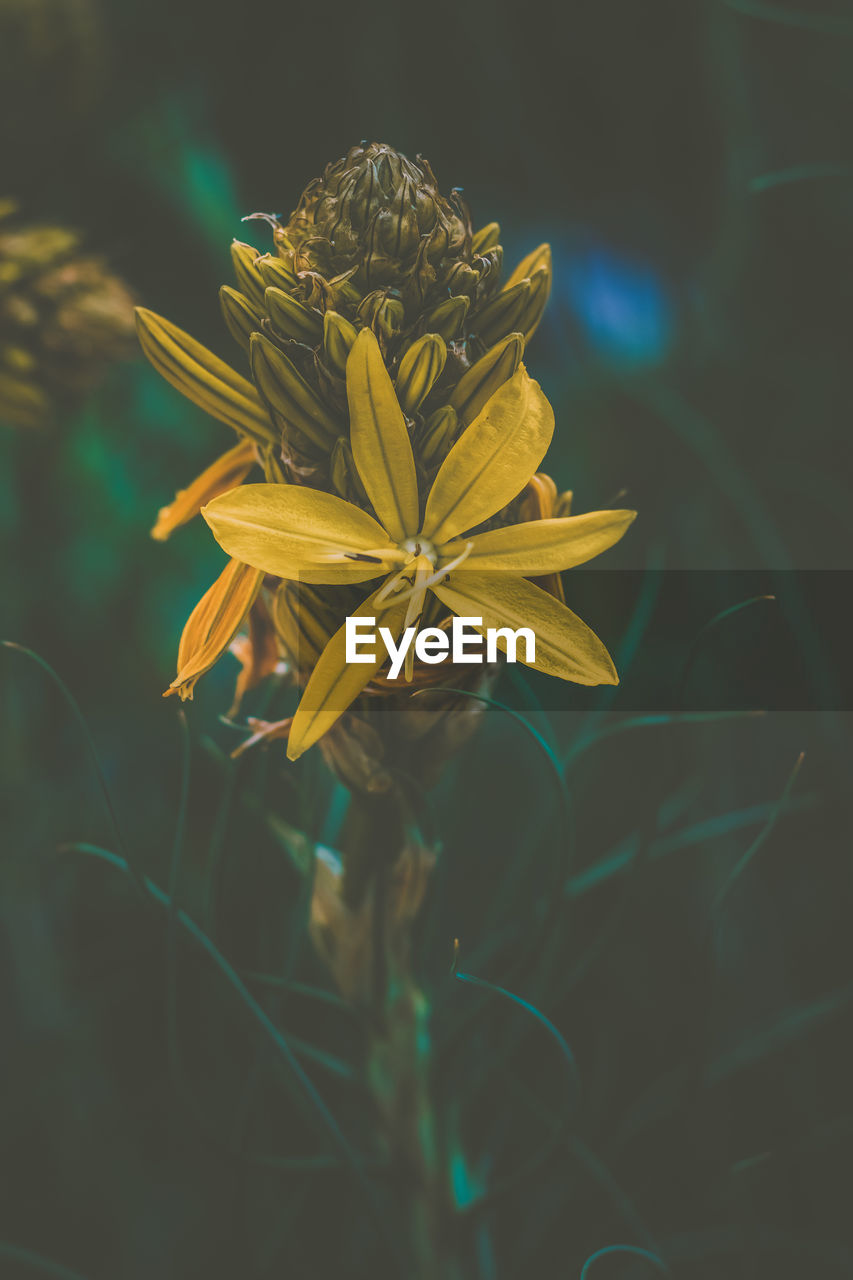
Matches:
[[2, 0, 852, 1277]]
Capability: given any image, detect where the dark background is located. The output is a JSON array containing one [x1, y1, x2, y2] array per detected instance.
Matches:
[[2, 1, 852, 1277]]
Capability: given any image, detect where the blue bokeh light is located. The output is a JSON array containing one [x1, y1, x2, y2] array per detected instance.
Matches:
[[555, 242, 674, 368]]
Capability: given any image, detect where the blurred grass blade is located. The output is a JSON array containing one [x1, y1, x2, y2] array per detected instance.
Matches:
[[412, 685, 570, 840], [750, 163, 849, 193], [62, 843, 405, 1268], [724, 0, 853, 35], [713, 752, 804, 910], [568, 795, 816, 899], [453, 947, 580, 1099], [678, 594, 776, 706], [240, 973, 356, 1016], [707, 982, 853, 1083], [565, 710, 764, 769], [580, 1243, 669, 1278], [0, 1243, 92, 1279], [2, 642, 145, 893], [414, 685, 573, 939]]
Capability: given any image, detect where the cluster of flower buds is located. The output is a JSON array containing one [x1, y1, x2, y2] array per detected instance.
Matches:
[[0, 200, 136, 428], [215, 142, 552, 483]]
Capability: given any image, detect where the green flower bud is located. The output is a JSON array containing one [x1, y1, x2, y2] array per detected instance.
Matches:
[[472, 278, 531, 348], [424, 295, 470, 342], [219, 286, 263, 352], [256, 252, 299, 292], [230, 241, 267, 310], [250, 332, 340, 449], [330, 436, 369, 505], [395, 333, 447, 415], [471, 222, 501, 253], [265, 286, 323, 346], [449, 332, 524, 426], [418, 404, 458, 468], [323, 310, 358, 377]]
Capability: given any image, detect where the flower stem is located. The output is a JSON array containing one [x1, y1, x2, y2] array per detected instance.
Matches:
[[330, 795, 461, 1277]]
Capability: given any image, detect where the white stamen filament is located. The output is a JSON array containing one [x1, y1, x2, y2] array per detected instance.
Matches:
[[384, 541, 474, 604]]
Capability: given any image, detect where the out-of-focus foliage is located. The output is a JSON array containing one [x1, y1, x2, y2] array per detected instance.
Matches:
[[1, 0, 852, 1278], [0, 201, 136, 428]]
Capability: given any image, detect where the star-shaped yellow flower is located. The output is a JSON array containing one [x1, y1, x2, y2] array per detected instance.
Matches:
[[202, 329, 635, 759]]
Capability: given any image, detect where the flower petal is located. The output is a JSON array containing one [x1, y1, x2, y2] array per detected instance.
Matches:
[[151, 439, 257, 541], [202, 483, 402, 582], [431, 572, 618, 685], [346, 328, 419, 541], [287, 584, 410, 759], [166, 558, 263, 700], [422, 364, 554, 543], [135, 307, 276, 444], [441, 510, 637, 573]]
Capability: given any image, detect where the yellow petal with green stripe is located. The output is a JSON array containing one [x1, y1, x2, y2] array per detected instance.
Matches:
[[287, 584, 410, 759], [422, 365, 554, 543], [202, 482, 402, 582], [440, 509, 636, 573], [346, 328, 419, 542], [135, 308, 275, 444], [431, 572, 618, 685]]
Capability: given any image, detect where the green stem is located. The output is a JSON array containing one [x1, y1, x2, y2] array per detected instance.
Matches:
[[338, 796, 460, 1279]]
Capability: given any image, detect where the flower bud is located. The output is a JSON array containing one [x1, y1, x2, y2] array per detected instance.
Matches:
[[517, 266, 550, 342], [323, 310, 358, 377], [220, 286, 263, 352], [265, 286, 323, 346], [473, 278, 531, 348], [230, 241, 267, 310], [331, 436, 369, 505], [418, 404, 458, 468], [424, 295, 469, 342], [395, 333, 447, 415], [256, 252, 299, 292], [449, 332, 524, 426], [250, 332, 340, 449], [358, 290, 404, 346], [471, 222, 501, 253]]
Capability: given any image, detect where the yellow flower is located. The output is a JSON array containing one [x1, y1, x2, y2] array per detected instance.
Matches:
[[202, 330, 635, 759]]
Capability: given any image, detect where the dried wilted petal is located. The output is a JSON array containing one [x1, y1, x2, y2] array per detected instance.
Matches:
[[230, 716, 293, 757], [227, 593, 284, 716]]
